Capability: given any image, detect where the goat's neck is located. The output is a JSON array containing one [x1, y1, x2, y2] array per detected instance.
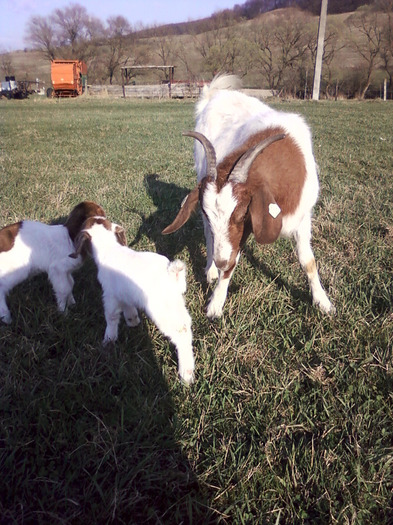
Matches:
[[90, 234, 117, 263]]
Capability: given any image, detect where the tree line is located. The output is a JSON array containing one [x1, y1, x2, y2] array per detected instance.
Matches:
[[11, 0, 393, 98]]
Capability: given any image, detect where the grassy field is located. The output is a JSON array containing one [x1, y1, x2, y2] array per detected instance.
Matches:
[[0, 95, 392, 524]]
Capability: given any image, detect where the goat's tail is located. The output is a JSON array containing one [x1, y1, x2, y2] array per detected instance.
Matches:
[[201, 74, 241, 100], [168, 259, 187, 294], [196, 74, 241, 118]]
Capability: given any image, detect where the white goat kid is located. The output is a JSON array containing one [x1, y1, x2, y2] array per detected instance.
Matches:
[[0, 201, 106, 324], [70, 217, 195, 384], [163, 75, 334, 318]]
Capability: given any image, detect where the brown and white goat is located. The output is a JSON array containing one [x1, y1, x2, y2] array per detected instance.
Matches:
[[0, 201, 108, 323], [163, 75, 334, 318]]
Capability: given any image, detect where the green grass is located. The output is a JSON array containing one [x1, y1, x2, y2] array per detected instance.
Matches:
[[0, 95, 392, 524]]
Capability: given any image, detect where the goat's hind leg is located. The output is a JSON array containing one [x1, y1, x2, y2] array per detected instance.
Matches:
[[168, 319, 195, 385], [295, 215, 335, 314], [0, 287, 11, 324], [48, 264, 75, 312], [103, 295, 122, 344], [123, 303, 140, 327], [149, 303, 195, 384]]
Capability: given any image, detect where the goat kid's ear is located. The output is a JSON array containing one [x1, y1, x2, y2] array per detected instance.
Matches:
[[69, 230, 91, 258], [250, 185, 282, 245], [162, 186, 199, 235], [114, 225, 127, 246]]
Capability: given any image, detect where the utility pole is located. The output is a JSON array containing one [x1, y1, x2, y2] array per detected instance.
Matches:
[[312, 0, 328, 101]]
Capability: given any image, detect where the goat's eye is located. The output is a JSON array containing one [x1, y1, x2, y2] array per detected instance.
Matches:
[[232, 207, 247, 224]]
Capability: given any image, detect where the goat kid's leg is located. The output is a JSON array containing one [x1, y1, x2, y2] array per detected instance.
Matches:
[[123, 304, 141, 327], [203, 215, 218, 283], [170, 322, 195, 385], [206, 259, 238, 319], [149, 303, 195, 384], [295, 215, 335, 314], [0, 288, 11, 324], [65, 273, 76, 307], [103, 295, 121, 344], [48, 265, 75, 312]]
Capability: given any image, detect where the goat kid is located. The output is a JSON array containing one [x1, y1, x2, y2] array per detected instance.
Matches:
[[0, 201, 107, 324], [163, 75, 334, 318], [70, 217, 195, 384]]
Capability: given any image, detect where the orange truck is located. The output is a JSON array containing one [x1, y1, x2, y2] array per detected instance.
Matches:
[[48, 60, 87, 97]]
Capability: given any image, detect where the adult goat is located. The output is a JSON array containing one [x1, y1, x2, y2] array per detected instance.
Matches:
[[163, 75, 334, 318]]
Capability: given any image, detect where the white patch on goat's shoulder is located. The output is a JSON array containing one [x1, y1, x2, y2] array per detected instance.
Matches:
[[268, 203, 281, 219], [202, 182, 237, 263]]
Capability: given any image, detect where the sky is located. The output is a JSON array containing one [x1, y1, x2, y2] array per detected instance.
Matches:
[[0, 0, 238, 51]]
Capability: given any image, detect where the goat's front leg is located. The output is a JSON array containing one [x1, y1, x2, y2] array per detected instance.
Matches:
[[206, 258, 238, 319], [103, 295, 122, 344], [202, 214, 218, 283], [295, 215, 335, 314]]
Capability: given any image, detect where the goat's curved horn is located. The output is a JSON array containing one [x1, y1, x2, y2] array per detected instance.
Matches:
[[183, 131, 217, 180], [228, 133, 286, 184]]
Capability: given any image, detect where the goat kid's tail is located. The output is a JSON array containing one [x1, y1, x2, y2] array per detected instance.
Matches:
[[168, 260, 187, 294]]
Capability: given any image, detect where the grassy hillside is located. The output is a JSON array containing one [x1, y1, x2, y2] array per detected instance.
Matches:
[[1, 7, 384, 95], [0, 95, 392, 524]]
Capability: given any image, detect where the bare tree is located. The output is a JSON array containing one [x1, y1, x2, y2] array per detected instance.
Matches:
[[50, 3, 104, 61], [25, 3, 104, 62], [251, 13, 309, 91], [251, 21, 279, 89], [51, 4, 89, 52], [376, 0, 393, 87], [174, 38, 199, 81], [105, 16, 132, 84], [152, 32, 176, 81], [192, 11, 246, 77], [25, 15, 57, 60], [1, 52, 14, 77], [347, 8, 383, 98]]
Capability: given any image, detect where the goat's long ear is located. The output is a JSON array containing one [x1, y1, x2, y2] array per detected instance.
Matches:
[[69, 230, 91, 258], [114, 225, 127, 246], [250, 185, 282, 245], [162, 186, 200, 234]]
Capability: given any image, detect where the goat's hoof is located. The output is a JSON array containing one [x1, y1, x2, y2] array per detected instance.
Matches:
[[324, 303, 336, 315], [315, 297, 336, 315], [0, 313, 12, 325], [67, 295, 76, 307], [125, 315, 140, 327], [102, 336, 117, 347], [206, 303, 223, 319], [180, 368, 195, 385]]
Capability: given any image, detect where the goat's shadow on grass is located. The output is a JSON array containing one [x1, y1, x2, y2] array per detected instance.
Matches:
[[0, 261, 216, 523], [129, 174, 207, 283], [242, 243, 312, 308]]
